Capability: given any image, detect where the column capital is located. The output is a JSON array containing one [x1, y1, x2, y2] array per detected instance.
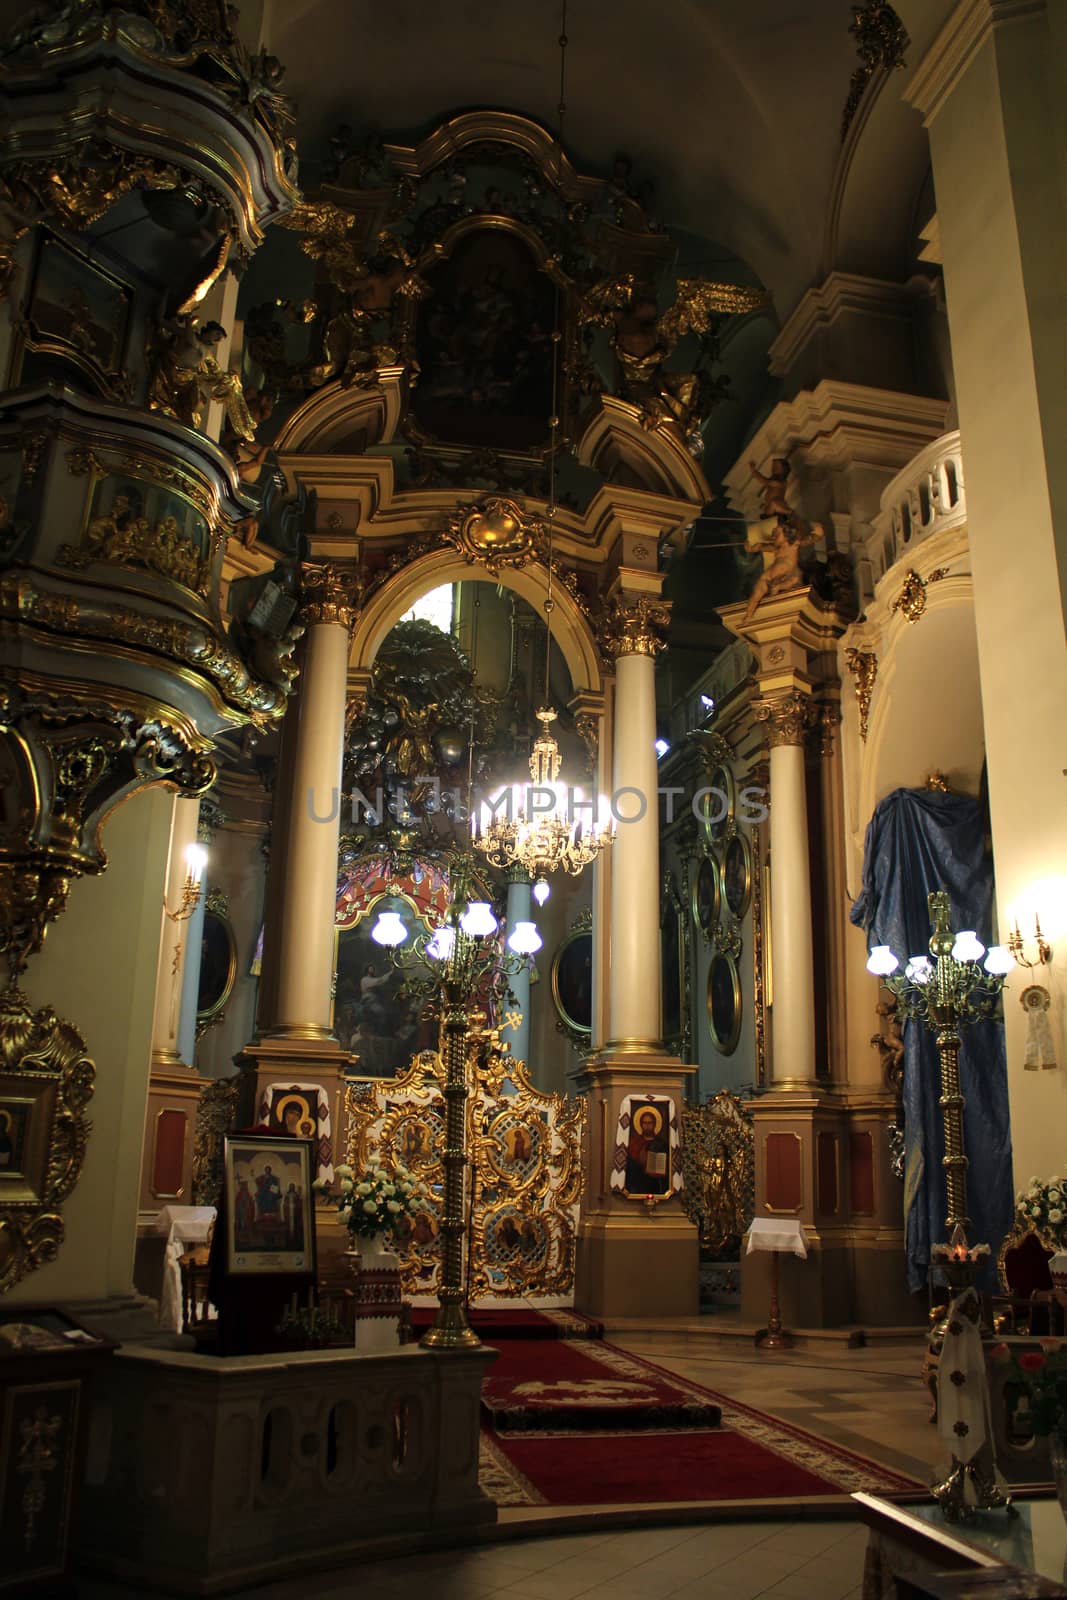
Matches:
[[753, 691, 816, 749], [299, 562, 362, 629], [905, 0, 1046, 127], [598, 591, 671, 660]]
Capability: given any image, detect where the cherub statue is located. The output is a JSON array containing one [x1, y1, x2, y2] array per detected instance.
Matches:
[[871, 995, 906, 1090], [222, 387, 275, 483], [147, 316, 256, 440], [749, 456, 793, 520], [742, 454, 822, 620], [581, 275, 762, 455]]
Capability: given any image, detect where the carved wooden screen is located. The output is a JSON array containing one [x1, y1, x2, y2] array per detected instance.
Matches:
[[345, 1038, 584, 1304], [680, 1088, 755, 1254]]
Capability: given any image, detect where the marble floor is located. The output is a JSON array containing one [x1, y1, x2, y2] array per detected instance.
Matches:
[[78, 1332, 940, 1600]]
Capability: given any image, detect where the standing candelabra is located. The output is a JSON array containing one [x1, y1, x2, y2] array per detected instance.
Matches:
[[371, 853, 539, 1350], [867, 888, 1016, 1519]]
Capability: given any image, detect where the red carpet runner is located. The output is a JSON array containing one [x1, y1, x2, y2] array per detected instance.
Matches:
[[478, 1338, 921, 1507], [482, 1338, 721, 1432]]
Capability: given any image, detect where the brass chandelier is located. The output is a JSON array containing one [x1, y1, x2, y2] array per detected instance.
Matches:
[[470, 0, 613, 905]]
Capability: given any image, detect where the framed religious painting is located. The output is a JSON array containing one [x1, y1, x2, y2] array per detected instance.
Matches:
[[550, 912, 593, 1048], [334, 893, 436, 1075], [698, 764, 735, 846], [691, 852, 720, 942], [223, 1134, 316, 1278], [196, 893, 238, 1038], [707, 952, 742, 1056], [609, 1094, 681, 1202], [722, 829, 753, 921]]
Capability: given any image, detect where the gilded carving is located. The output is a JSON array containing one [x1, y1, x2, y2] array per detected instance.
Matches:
[[441, 497, 546, 576], [680, 1089, 755, 1255], [0, 149, 186, 236], [346, 1035, 584, 1301], [872, 993, 905, 1092], [574, 711, 599, 772], [844, 647, 878, 741], [753, 691, 814, 748], [892, 566, 949, 625], [300, 563, 361, 629], [191, 1076, 240, 1206], [0, 985, 95, 1294], [59, 504, 210, 595], [842, 2, 910, 140], [147, 315, 256, 440], [598, 593, 670, 660], [811, 701, 840, 759]]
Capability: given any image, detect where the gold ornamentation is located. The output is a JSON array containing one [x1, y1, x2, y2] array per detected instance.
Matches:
[[345, 1032, 584, 1302], [191, 1076, 240, 1206], [441, 497, 545, 576], [713, 916, 743, 962], [842, 2, 910, 141], [0, 985, 95, 1293], [0, 148, 185, 235], [21, 432, 48, 485], [59, 505, 210, 596], [845, 647, 877, 741], [892, 567, 949, 625], [751, 822, 766, 1087], [574, 711, 599, 772], [871, 993, 905, 1092], [811, 701, 840, 759], [598, 593, 670, 660], [300, 563, 361, 629], [924, 771, 952, 793], [753, 691, 814, 748], [147, 315, 256, 441], [16, 1402, 64, 1551], [680, 1089, 754, 1255]]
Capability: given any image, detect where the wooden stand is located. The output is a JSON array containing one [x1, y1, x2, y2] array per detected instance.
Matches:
[[747, 1217, 807, 1352], [756, 1249, 792, 1349]]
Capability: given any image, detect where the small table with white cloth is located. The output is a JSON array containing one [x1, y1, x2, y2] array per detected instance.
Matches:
[[154, 1204, 216, 1333], [746, 1216, 808, 1349]]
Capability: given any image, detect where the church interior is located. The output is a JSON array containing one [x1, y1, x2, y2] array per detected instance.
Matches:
[[0, 0, 1066, 1595]]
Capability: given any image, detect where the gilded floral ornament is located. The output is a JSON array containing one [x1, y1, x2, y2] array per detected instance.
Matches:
[[300, 563, 362, 629], [0, 985, 95, 1294], [598, 593, 671, 660], [842, 2, 910, 141], [753, 691, 815, 749], [844, 647, 878, 741], [441, 497, 546, 576], [892, 567, 949, 625]]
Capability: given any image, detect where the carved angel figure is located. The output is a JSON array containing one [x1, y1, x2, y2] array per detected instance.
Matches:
[[147, 316, 256, 440], [581, 274, 765, 454], [742, 455, 823, 620]]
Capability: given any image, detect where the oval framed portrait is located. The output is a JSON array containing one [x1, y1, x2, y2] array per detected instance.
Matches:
[[551, 925, 593, 1044], [722, 830, 753, 920], [707, 951, 742, 1055], [698, 764, 735, 846], [197, 907, 238, 1029], [691, 853, 720, 937]]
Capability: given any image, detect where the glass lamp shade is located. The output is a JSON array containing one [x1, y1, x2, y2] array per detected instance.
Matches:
[[185, 843, 208, 881], [866, 945, 900, 977], [983, 945, 1015, 975], [532, 879, 551, 906], [371, 911, 408, 948], [905, 956, 933, 985], [425, 926, 455, 962], [459, 901, 498, 938], [951, 931, 986, 964], [507, 920, 542, 956]]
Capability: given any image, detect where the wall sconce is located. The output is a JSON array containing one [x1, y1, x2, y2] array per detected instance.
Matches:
[[1007, 916, 1056, 1071], [165, 843, 207, 924]]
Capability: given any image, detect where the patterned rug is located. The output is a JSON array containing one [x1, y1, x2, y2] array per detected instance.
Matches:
[[482, 1338, 722, 1432], [410, 1307, 605, 1342]]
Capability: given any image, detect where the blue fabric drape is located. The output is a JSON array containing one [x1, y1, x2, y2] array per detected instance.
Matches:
[[851, 788, 1013, 1292]]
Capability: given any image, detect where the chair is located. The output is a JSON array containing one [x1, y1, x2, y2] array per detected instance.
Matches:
[[991, 1219, 1062, 1336], [178, 1226, 214, 1333]]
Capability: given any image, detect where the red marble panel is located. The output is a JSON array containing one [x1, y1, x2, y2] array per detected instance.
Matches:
[[850, 1131, 876, 1215], [153, 1107, 187, 1199], [764, 1132, 802, 1213]]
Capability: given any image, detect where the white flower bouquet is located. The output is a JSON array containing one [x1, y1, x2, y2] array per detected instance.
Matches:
[[1015, 1173, 1067, 1247], [315, 1159, 431, 1241]]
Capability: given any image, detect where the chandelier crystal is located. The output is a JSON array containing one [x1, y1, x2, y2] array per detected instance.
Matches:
[[471, 708, 614, 901]]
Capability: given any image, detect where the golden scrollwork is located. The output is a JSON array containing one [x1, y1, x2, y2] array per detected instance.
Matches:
[[441, 496, 546, 576], [346, 1034, 584, 1302], [844, 647, 877, 741], [60, 505, 210, 596], [0, 985, 95, 1294], [811, 701, 840, 759], [573, 711, 599, 772], [892, 567, 949, 625], [598, 592, 671, 660], [300, 562, 362, 629], [842, 1, 910, 141], [753, 690, 814, 748], [0, 148, 185, 235], [191, 1075, 240, 1206], [680, 1089, 755, 1256]]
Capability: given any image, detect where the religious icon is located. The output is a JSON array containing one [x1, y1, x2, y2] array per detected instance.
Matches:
[[693, 854, 720, 936], [722, 831, 753, 920], [624, 1101, 671, 1196], [398, 1116, 434, 1165], [707, 952, 742, 1055], [505, 1124, 532, 1165], [223, 1135, 316, 1277], [0, 1100, 31, 1178], [270, 1090, 318, 1140], [551, 926, 593, 1039]]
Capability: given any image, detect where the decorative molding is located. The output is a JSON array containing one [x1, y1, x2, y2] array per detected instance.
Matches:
[[753, 691, 815, 749], [844, 648, 878, 741], [598, 593, 671, 660], [299, 563, 362, 630], [890, 566, 950, 624], [905, 0, 1046, 127], [768, 274, 920, 381], [441, 496, 546, 576], [842, 3, 910, 142], [811, 701, 841, 759]]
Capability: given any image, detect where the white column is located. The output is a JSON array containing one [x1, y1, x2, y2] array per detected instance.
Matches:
[[504, 869, 532, 1070], [270, 567, 354, 1039], [605, 608, 667, 1049], [149, 795, 203, 1068], [760, 694, 817, 1086], [177, 886, 206, 1066]]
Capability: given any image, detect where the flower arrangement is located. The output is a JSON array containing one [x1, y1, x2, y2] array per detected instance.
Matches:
[[315, 1159, 431, 1241], [1015, 1174, 1067, 1247], [991, 1340, 1067, 1441]]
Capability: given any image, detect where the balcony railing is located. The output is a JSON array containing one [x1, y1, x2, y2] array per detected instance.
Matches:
[[867, 430, 966, 584]]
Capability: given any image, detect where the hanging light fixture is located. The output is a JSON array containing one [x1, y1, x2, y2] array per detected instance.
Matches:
[[471, 6, 614, 903]]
